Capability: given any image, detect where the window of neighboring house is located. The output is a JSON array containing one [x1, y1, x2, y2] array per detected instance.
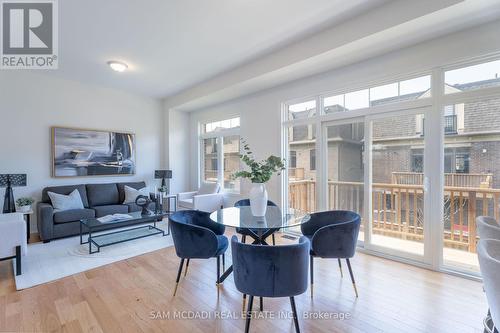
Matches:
[[289, 151, 297, 168], [201, 117, 241, 192], [444, 148, 470, 173], [310, 149, 316, 171], [411, 149, 424, 173]]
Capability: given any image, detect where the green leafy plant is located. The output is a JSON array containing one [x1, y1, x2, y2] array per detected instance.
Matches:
[[233, 139, 285, 183], [16, 197, 34, 207], [158, 185, 168, 193]]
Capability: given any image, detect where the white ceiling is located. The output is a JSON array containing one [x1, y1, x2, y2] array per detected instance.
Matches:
[[45, 0, 387, 98]]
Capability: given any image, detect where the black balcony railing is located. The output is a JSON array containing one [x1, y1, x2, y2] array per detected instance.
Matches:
[[420, 114, 457, 136]]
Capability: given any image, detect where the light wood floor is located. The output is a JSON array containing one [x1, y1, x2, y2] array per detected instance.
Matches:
[[0, 233, 487, 333]]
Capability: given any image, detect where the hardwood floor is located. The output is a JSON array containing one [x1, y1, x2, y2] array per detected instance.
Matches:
[[0, 233, 487, 333]]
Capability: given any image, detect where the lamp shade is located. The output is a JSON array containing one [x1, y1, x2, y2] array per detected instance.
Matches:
[[0, 174, 27, 187], [155, 170, 172, 179]]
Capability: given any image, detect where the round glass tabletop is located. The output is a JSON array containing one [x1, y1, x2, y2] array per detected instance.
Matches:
[[209, 206, 310, 230]]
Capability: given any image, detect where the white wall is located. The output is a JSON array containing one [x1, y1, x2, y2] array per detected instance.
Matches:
[[163, 106, 190, 195], [184, 20, 500, 208], [0, 72, 162, 232]]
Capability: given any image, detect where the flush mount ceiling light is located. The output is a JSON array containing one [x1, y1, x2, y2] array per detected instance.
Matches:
[[107, 61, 128, 72]]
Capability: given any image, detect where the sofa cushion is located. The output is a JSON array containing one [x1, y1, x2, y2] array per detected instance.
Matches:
[[117, 182, 147, 203], [123, 185, 149, 204], [198, 182, 220, 195], [48, 189, 84, 211], [42, 184, 89, 208], [86, 183, 119, 206], [53, 208, 95, 224], [93, 204, 129, 217]]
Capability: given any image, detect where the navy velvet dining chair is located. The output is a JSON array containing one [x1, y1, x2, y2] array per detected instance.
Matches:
[[234, 199, 279, 245], [169, 210, 227, 296], [231, 235, 309, 333], [301, 210, 361, 298]]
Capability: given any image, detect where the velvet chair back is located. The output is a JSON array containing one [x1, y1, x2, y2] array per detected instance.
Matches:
[[478, 239, 500, 330], [169, 210, 225, 259], [477, 216, 500, 240], [301, 210, 360, 258], [234, 199, 277, 207], [231, 235, 309, 298]]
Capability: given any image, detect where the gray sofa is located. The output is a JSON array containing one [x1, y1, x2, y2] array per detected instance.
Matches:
[[37, 181, 154, 242]]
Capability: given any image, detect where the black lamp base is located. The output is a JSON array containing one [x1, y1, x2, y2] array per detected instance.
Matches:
[[3, 184, 16, 213]]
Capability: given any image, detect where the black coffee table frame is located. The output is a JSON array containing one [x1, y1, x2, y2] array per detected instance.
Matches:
[[80, 214, 168, 254]]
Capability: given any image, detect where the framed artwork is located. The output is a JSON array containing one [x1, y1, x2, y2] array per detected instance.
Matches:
[[52, 127, 136, 177]]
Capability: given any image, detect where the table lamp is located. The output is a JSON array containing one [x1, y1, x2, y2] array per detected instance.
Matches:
[[1, 174, 27, 213], [155, 170, 172, 193]]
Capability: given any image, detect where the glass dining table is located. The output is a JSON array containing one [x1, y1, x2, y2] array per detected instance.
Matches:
[[209, 205, 310, 283]]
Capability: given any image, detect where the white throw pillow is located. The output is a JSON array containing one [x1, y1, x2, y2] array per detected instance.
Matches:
[[47, 189, 84, 211], [198, 182, 220, 195], [123, 185, 149, 204]]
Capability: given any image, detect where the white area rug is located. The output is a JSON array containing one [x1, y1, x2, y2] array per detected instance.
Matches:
[[14, 221, 173, 290]]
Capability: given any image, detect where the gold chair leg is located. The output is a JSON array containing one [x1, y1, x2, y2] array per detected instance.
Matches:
[[352, 283, 359, 298], [184, 259, 190, 277], [338, 259, 343, 278], [173, 283, 179, 296], [242, 295, 247, 312], [310, 283, 313, 298]]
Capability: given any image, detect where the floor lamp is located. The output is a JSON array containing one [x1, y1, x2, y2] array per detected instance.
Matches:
[[1, 174, 27, 213]]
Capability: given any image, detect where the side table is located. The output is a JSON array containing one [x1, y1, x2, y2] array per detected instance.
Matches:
[[20, 210, 33, 243]]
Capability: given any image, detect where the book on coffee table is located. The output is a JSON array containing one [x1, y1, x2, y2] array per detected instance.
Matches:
[[97, 214, 133, 223]]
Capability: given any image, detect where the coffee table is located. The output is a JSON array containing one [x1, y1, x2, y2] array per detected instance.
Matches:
[[80, 211, 169, 254]]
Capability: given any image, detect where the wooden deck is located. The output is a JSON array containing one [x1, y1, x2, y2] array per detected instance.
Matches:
[[0, 232, 487, 333]]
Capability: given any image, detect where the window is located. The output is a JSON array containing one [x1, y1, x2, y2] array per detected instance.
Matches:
[[287, 100, 316, 120], [204, 117, 240, 133], [445, 59, 500, 93], [203, 138, 218, 183], [289, 151, 297, 168], [309, 149, 316, 171], [411, 149, 424, 173], [200, 117, 240, 192], [223, 135, 240, 191], [323, 75, 431, 113]]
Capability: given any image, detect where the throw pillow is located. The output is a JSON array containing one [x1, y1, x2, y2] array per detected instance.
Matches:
[[123, 185, 149, 204], [47, 189, 84, 211]]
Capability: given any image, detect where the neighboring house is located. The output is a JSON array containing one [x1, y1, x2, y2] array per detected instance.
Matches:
[[289, 78, 500, 188]]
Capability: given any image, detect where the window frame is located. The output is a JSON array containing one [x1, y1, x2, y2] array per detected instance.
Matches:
[[199, 117, 241, 193]]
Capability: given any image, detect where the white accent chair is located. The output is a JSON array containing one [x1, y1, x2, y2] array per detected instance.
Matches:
[[0, 213, 27, 275], [178, 182, 224, 212], [478, 239, 500, 333]]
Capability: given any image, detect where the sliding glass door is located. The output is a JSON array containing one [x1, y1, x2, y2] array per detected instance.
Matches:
[[324, 119, 365, 242], [366, 110, 428, 260]]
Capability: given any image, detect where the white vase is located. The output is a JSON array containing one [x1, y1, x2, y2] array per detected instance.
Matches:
[[249, 183, 268, 216]]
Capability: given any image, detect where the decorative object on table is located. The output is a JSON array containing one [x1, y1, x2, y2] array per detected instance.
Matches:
[[16, 197, 34, 213], [233, 140, 285, 216], [149, 192, 162, 214], [52, 126, 136, 177], [135, 195, 152, 215], [155, 170, 172, 194], [1, 174, 27, 213]]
